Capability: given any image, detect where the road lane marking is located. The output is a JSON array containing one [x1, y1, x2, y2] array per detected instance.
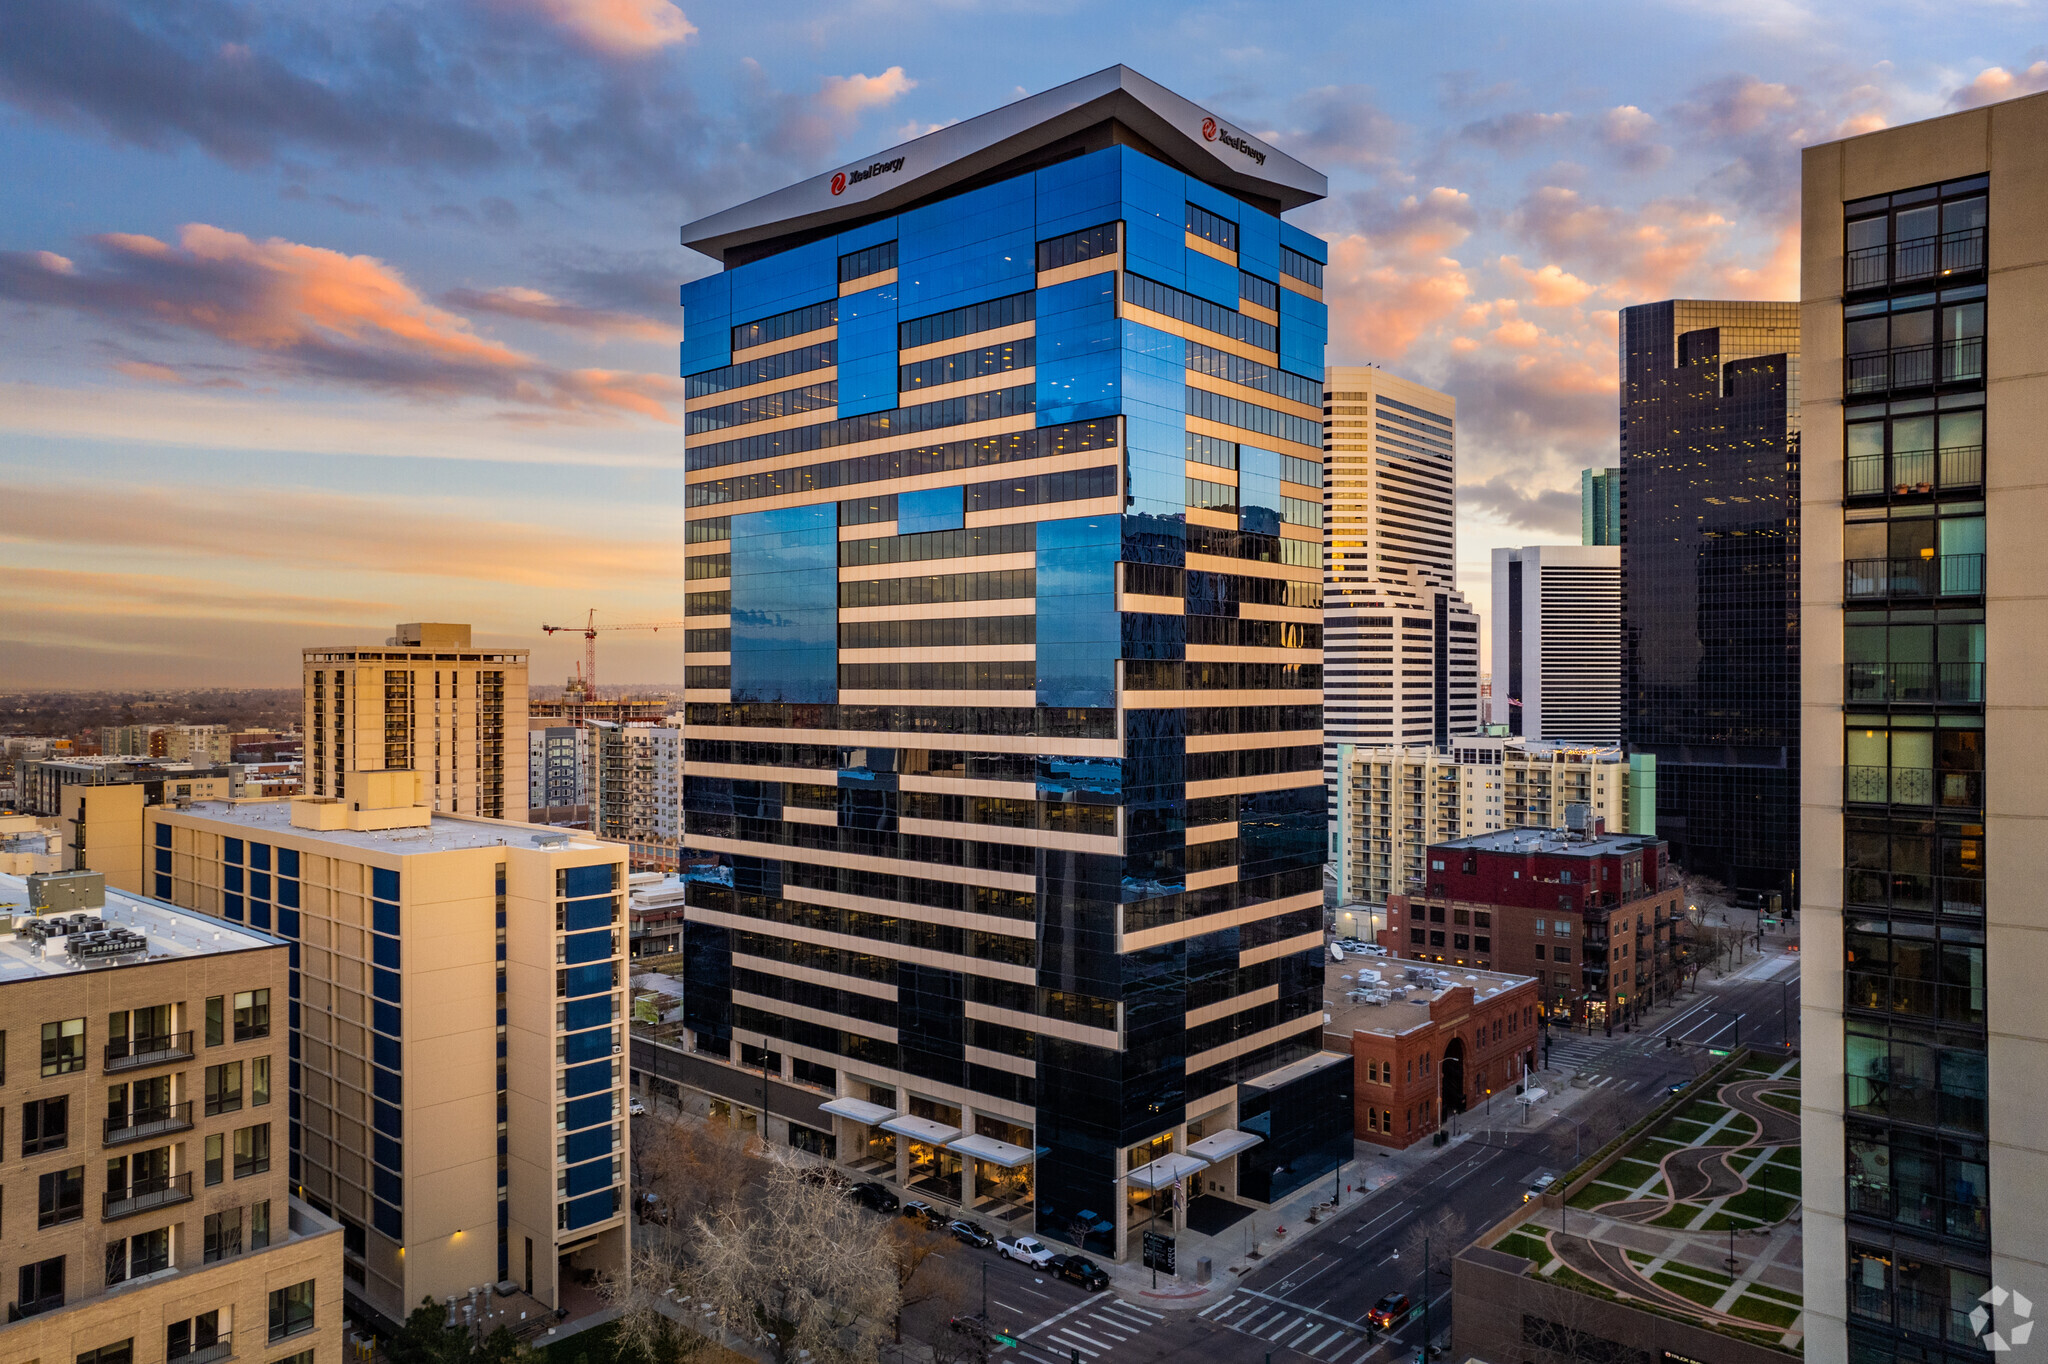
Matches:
[[1113, 1300, 1164, 1320], [1018, 1296, 1100, 1341], [1048, 1332, 1100, 1357], [1266, 1313, 1306, 1339], [1198, 1294, 1238, 1318]]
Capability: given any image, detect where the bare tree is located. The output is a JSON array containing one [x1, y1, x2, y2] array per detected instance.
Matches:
[[676, 1150, 901, 1364], [637, 1115, 754, 1231], [883, 1216, 951, 1344], [600, 1248, 707, 1364]]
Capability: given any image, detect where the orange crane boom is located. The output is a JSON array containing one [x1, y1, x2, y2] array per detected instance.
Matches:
[[540, 611, 689, 700]]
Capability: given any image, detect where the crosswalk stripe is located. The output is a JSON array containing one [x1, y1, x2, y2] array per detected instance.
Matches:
[[1061, 1327, 1116, 1351], [1198, 1294, 1239, 1318], [1083, 1321, 1129, 1341], [1236, 1306, 1278, 1332], [1266, 1313, 1306, 1340], [1294, 1324, 1327, 1348], [1113, 1300, 1165, 1320], [1093, 1311, 1149, 1332], [1309, 1330, 1343, 1356], [1049, 1331, 1100, 1357]]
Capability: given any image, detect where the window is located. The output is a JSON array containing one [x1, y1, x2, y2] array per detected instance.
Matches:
[[251, 1199, 271, 1250], [234, 1124, 271, 1178], [1185, 201, 1238, 252], [268, 1279, 315, 1342], [252, 1056, 270, 1107], [24, 1095, 68, 1154], [166, 1311, 221, 1362], [77, 1340, 132, 1364], [205, 1134, 223, 1186], [1534, 944, 1547, 960], [41, 1018, 85, 1075], [233, 991, 269, 1042], [205, 1062, 243, 1116], [38, 1166, 84, 1227], [1554, 946, 1572, 964], [1533, 919, 1547, 936], [205, 997, 224, 1048], [1409, 928, 1425, 945], [203, 1208, 242, 1263], [17, 1255, 63, 1314]]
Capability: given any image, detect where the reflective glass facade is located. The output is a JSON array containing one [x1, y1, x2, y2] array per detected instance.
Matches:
[[1618, 300, 1800, 902], [679, 131, 1328, 1258]]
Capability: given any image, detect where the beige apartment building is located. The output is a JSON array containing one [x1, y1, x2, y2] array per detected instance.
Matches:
[[1333, 737, 1632, 909], [140, 780, 628, 1330], [0, 811, 62, 875], [303, 624, 527, 821], [0, 869, 342, 1364], [1800, 94, 2037, 1363]]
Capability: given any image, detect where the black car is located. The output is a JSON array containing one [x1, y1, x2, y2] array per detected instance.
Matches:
[[1368, 1293, 1411, 1330], [948, 1219, 995, 1249], [846, 1181, 898, 1213], [902, 1200, 948, 1229], [1049, 1254, 1108, 1291]]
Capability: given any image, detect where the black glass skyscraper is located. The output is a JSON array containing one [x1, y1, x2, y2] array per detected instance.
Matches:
[[1619, 301, 1800, 904]]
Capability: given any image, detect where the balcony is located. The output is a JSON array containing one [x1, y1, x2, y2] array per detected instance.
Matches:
[[104, 1172, 192, 1221], [1846, 765, 1982, 810], [169, 1335, 234, 1364], [1845, 227, 1987, 292], [105, 1102, 194, 1145], [104, 1031, 195, 1072], [1844, 555, 1983, 600], [1845, 445, 1984, 500], [1846, 661, 1983, 705], [1845, 338, 1984, 396]]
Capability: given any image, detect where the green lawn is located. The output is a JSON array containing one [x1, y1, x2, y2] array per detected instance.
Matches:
[[1701, 1209, 1767, 1232], [1569, 1181, 1635, 1210], [1762, 1091, 1801, 1114], [1651, 1205, 1706, 1229], [1721, 1186, 1799, 1223], [1653, 1273, 1727, 1309], [1766, 1146, 1801, 1169], [1729, 1296, 1801, 1329], [1608, 1158, 1664, 1184], [1633, 1138, 1686, 1161], [1679, 1101, 1733, 1124], [1495, 1231, 1550, 1263], [1659, 1260, 1735, 1287], [1748, 1283, 1804, 1306]]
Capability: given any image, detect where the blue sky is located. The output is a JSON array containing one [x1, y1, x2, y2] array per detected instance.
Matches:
[[1, 0, 2042, 686]]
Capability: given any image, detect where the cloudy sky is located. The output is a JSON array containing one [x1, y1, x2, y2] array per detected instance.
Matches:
[[1, 0, 2041, 688]]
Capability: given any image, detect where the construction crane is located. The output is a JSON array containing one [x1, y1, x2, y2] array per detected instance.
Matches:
[[540, 610, 688, 701]]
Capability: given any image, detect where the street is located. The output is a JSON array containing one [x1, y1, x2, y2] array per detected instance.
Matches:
[[894, 947, 1802, 1364]]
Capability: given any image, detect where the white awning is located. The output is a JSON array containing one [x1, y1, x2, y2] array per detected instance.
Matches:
[[948, 1135, 1036, 1168], [1518, 1088, 1548, 1106], [880, 1115, 963, 1145], [1185, 1129, 1262, 1162], [819, 1098, 896, 1126], [1126, 1153, 1209, 1190]]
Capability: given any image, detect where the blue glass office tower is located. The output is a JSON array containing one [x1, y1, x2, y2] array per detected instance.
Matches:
[[675, 68, 1343, 1260]]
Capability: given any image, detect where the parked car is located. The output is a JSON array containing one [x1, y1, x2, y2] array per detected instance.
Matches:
[[627, 1097, 647, 1117], [948, 1220, 995, 1249], [997, 1235, 1056, 1267], [1369, 1293, 1412, 1330], [903, 1200, 948, 1229], [1523, 1173, 1556, 1203], [1049, 1255, 1108, 1291], [847, 1181, 898, 1213], [1668, 1080, 1690, 1095], [1356, 943, 1390, 957]]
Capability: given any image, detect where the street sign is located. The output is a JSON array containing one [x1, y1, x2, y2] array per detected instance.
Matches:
[[1142, 1230, 1176, 1274], [992, 1334, 1018, 1347]]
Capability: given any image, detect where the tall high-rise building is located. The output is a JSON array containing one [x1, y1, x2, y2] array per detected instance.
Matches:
[[1323, 367, 1458, 592], [1619, 301, 1800, 902], [1581, 466, 1621, 546], [673, 67, 1342, 1260], [1321, 367, 1479, 812], [1490, 544, 1622, 744], [303, 623, 527, 819], [1800, 99, 2014, 1364], [148, 783, 630, 1327]]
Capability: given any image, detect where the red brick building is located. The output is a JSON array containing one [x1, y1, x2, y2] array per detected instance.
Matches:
[[1324, 958, 1539, 1149], [1377, 826, 1683, 1028]]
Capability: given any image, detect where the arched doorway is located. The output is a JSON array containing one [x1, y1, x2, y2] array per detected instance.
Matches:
[[1441, 1036, 1467, 1116]]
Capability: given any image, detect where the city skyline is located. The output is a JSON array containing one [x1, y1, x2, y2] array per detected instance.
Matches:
[[4, 2, 2044, 686]]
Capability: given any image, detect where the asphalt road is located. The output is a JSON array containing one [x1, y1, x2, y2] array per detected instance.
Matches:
[[898, 944, 1803, 1364]]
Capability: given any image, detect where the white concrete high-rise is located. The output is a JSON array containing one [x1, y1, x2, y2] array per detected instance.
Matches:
[[1322, 368, 1480, 835], [1324, 367, 1458, 593], [1490, 545, 1622, 744]]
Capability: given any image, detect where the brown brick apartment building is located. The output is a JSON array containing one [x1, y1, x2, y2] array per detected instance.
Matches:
[[1379, 827, 1683, 1029], [1323, 956, 1539, 1148]]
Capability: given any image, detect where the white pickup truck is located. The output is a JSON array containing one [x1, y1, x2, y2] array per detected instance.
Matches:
[[997, 1235, 1055, 1267]]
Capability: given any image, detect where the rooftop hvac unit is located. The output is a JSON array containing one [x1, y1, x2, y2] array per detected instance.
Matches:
[[26, 870, 106, 914], [19, 913, 103, 943], [66, 927, 150, 964]]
